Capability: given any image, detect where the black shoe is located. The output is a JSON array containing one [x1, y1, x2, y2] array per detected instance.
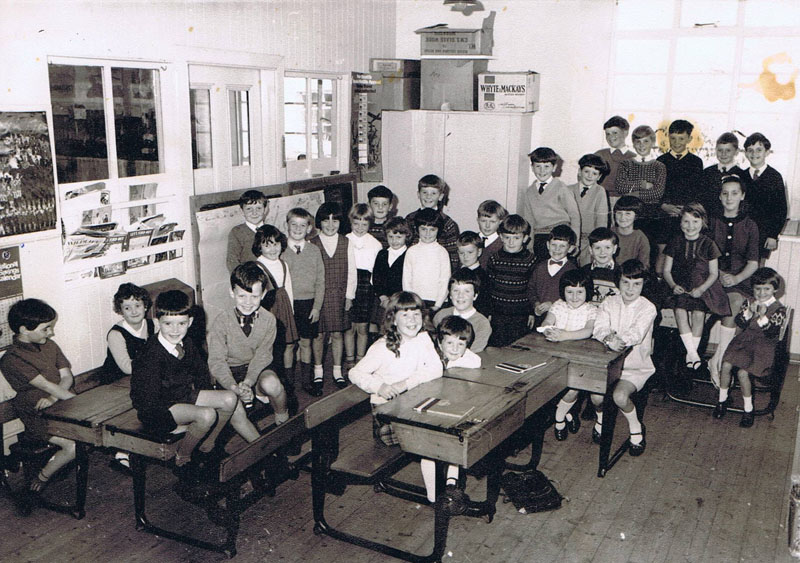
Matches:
[[108, 457, 132, 477], [439, 484, 467, 515], [628, 424, 646, 457], [311, 379, 324, 397], [287, 394, 300, 417], [333, 377, 348, 389], [712, 400, 728, 419], [567, 415, 580, 434], [591, 424, 602, 445], [740, 411, 755, 428], [554, 423, 567, 441]]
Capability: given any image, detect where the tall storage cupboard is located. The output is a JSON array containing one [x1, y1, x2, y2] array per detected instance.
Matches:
[[381, 110, 534, 231]]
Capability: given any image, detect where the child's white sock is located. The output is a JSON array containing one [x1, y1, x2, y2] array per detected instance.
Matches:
[[554, 398, 577, 425], [313, 364, 323, 381], [421, 459, 437, 502], [446, 464, 459, 486], [743, 396, 753, 412], [718, 388, 729, 403], [680, 332, 700, 362], [622, 407, 643, 444], [332, 365, 343, 380], [692, 335, 702, 355]]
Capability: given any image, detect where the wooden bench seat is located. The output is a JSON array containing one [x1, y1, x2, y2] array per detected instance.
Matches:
[[328, 414, 405, 479]]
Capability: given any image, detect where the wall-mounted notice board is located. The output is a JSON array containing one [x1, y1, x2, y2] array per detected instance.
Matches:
[[189, 173, 356, 324]]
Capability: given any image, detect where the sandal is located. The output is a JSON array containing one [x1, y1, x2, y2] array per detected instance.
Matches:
[[628, 424, 647, 456]]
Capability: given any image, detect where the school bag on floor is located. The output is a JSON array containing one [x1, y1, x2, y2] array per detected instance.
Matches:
[[500, 469, 563, 514]]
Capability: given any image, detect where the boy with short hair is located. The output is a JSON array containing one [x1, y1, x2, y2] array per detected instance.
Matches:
[[405, 174, 461, 272], [569, 154, 611, 265], [595, 115, 636, 206], [281, 207, 325, 395], [436, 315, 482, 369], [207, 262, 290, 424], [0, 299, 76, 498], [455, 230, 490, 316], [613, 196, 650, 269], [581, 227, 620, 304], [367, 184, 394, 248], [131, 291, 260, 475], [699, 132, 743, 218], [476, 200, 508, 268], [402, 208, 451, 311], [486, 214, 537, 347], [521, 147, 581, 263], [227, 190, 268, 272], [741, 132, 788, 261], [531, 224, 578, 323], [433, 268, 492, 353]]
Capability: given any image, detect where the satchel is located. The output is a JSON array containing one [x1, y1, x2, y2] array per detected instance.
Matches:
[[501, 469, 563, 514]]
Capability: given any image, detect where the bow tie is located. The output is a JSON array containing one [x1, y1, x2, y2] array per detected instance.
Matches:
[[549, 259, 565, 267], [593, 263, 613, 270], [235, 309, 258, 336]]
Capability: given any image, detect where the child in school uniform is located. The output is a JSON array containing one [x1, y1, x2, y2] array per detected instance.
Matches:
[[253, 225, 299, 406], [592, 260, 658, 455], [707, 176, 759, 386], [476, 199, 507, 269], [542, 269, 597, 441], [226, 190, 268, 272], [433, 268, 492, 353], [615, 125, 666, 271], [282, 207, 325, 397], [531, 225, 578, 325], [714, 267, 787, 428], [521, 147, 581, 263], [581, 227, 621, 305], [367, 184, 394, 248], [486, 214, 537, 347], [311, 202, 356, 392], [348, 291, 457, 504], [103, 282, 156, 472], [612, 196, 651, 269], [454, 230, 490, 317], [663, 203, 731, 370], [0, 299, 76, 498], [402, 208, 451, 312], [699, 132, 744, 219], [371, 217, 410, 328], [131, 291, 260, 476], [345, 203, 383, 368], [436, 315, 481, 369], [656, 120, 704, 273], [740, 132, 788, 262], [405, 174, 461, 272], [207, 262, 289, 424], [595, 115, 636, 209], [569, 154, 611, 266]]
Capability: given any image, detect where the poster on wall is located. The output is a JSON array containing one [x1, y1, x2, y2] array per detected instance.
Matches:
[[0, 246, 23, 350], [0, 112, 57, 237]]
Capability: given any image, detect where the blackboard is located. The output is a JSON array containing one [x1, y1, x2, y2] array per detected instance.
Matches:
[[189, 174, 356, 324]]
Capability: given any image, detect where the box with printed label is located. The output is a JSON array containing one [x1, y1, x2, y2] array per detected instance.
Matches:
[[415, 12, 495, 56], [478, 71, 540, 113]]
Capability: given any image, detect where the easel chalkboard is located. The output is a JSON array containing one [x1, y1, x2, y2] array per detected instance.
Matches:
[[189, 174, 356, 324]]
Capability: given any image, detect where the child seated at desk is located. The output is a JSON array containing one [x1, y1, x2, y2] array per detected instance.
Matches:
[[436, 315, 481, 369], [0, 299, 76, 497], [131, 290, 260, 477], [103, 282, 156, 472], [592, 259, 657, 456], [348, 291, 458, 502], [542, 269, 597, 441], [433, 269, 492, 353]]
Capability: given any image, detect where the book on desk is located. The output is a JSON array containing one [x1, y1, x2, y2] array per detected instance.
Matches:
[[413, 397, 476, 420]]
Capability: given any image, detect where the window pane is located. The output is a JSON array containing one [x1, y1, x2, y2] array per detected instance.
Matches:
[[616, 40, 670, 74], [311, 79, 333, 159], [672, 74, 735, 111], [675, 37, 736, 74], [112, 68, 162, 178], [616, 0, 674, 30], [229, 90, 250, 167], [190, 89, 212, 169], [680, 0, 738, 28], [612, 75, 667, 111], [744, 0, 800, 27], [48, 64, 108, 183]]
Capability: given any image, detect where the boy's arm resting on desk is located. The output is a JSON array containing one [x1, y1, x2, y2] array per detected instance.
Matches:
[[29, 373, 75, 409]]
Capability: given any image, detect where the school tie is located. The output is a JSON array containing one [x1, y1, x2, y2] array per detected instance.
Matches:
[[175, 343, 185, 360], [294, 245, 302, 254], [580, 186, 589, 198], [753, 169, 760, 180], [538, 182, 546, 195]]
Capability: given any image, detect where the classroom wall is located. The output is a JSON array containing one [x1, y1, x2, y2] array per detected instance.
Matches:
[[0, 0, 396, 371], [394, 0, 616, 190]]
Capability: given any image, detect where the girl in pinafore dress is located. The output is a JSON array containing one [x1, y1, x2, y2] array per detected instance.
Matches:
[[344, 203, 383, 369], [311, 202, 356, 391], [714, 267, 787, 428], [254, 225, 299, 404], [663, 202, 731, 370]]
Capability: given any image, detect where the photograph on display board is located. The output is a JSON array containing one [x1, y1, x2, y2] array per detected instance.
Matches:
[[0, 246, 23, 350], [0, 112, 57, 237]]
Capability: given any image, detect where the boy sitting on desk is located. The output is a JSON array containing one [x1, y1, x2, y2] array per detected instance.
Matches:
[[0, 299, 76, 500], [131, 290, 260, 479], [207, 262, 290, 424]]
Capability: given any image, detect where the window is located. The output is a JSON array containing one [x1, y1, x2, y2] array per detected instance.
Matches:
[[190, 88, 213, 169], [284, 74, 337, 163], [48, 63, 163, 184]]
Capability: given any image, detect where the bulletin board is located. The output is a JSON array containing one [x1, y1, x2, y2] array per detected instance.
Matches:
[[189, 174, 356, 324]]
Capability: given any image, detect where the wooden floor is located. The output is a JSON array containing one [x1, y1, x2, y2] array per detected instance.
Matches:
[[2, 366, 799, 563]]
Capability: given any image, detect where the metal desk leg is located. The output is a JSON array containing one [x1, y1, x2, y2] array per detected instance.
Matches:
[[597, 393, 621, 477]]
